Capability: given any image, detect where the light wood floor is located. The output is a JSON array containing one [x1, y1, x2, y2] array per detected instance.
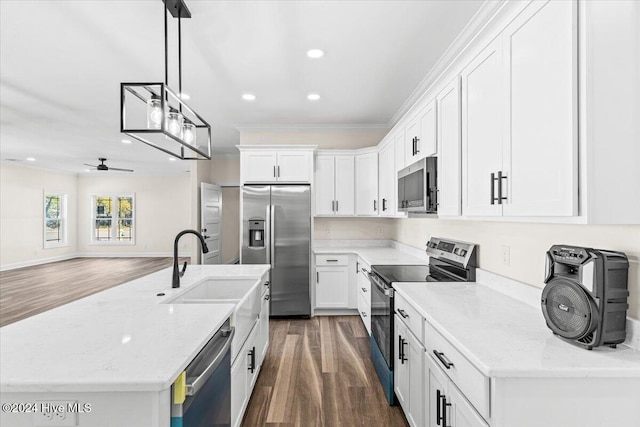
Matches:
[[0, 257, 187, 327], [242, 316, 408, 427]]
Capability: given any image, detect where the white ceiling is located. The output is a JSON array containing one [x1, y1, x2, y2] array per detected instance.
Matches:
[[0, 0, 484, 175]]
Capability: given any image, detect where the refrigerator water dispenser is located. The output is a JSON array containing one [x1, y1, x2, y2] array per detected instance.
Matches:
[[249, 220, 265, 247]]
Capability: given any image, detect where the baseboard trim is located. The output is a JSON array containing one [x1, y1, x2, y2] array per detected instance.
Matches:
[[0, 254, 79, 272], [0, 252, 192, 271]]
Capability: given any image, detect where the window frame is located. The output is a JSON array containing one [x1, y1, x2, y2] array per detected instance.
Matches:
[[43, 191, 68, 249], [89, 193, 136, 245]]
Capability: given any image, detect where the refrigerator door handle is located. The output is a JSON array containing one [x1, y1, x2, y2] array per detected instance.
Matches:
[[265, 206, 271, 264], [270, 205, 275, 267]]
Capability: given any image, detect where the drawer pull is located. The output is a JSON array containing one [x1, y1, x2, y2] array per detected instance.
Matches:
[[397, 309, 409, 319], [361, 311, 367, 318], [361, 287, 367, 293], [326, 259, 339, 262], [433, 350, 454, 369]]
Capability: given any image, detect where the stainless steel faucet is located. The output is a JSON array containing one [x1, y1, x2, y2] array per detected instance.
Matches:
[[172, 230, 209, 288]]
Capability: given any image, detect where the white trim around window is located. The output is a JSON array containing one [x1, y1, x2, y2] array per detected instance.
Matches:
[[89, 193, 136, 246], [43, 191, 68, 249]]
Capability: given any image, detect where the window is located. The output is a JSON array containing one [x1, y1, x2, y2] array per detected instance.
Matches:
[[44, 193, 67, 248], [91, 194, 135, 244]]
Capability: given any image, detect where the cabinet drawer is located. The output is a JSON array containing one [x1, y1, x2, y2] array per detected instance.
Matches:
[[357, 293, 371, 335], [394, 292, 423, 342], [316, 254, 349, 266], [424, 320, 490, 420]]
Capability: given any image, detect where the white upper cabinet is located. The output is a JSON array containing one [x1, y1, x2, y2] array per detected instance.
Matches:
[[315, 155, 336, 215], [437, 77, 462, 217], [355, 152, 379, 216], [240, 147, 314, 184], [314, 154, 355, 216], [378, 142, 397, 217], [501, 0, 577, 217], [462, 0, 577, 218], [242, 150, 279, 183], [405, 99, 438, 166], [395, 129, 406, 171], [461, 38, 505, 217]]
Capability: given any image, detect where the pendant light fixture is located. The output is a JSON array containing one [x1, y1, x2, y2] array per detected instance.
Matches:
[[120, 0, 212, 160]]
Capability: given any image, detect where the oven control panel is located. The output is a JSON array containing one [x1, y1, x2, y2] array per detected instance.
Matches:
[[426, 237, 477, 268]]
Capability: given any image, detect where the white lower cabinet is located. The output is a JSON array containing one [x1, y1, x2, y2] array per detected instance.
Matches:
[[356, 257, 371, 333], [425, 353, 488, 427], [394, 314, 424, 427], [315, 266, 349, 308], [231, 287, 270, 427]]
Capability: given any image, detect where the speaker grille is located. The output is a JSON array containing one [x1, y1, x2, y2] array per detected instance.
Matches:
[[542, 279, 595, 340]]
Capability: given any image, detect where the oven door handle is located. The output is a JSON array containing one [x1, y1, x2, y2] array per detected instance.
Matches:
[[370, 274, 393, 297], [186, 327, 235, 396]]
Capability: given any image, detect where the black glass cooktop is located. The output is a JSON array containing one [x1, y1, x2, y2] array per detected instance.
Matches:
[[371, 265, 431, 283]]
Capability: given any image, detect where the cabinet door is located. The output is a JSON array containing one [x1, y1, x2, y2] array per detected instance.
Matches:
[[426, 354, 449, 427], [395, 130, 406, 171], [394, 316, 409, 409], [449, 385, 489, 427], [437, 77, 462, 216], [246, 324, 260, 391], [405, 329, 425, 427], [258, 291, 270, 366], [334, 155, 355, 215], [417, 100, 437, 159], [378, 143, 393, 217], [242, 151, 278, 183], [355, 152, 379, 215], [315, 266, 349, 308], [277, 151, 311, 182], [461, 38, 504, 217], [405, 116, 420, 166], [231, 347, 249, 427], [502, 0, 577, 217], [315, 155, 336, 215]]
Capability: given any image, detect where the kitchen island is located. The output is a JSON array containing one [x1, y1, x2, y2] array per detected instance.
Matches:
[[0, 264, 270, 427]]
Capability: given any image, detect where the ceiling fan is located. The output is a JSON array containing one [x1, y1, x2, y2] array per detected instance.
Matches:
[[84, 158, 134, 172]]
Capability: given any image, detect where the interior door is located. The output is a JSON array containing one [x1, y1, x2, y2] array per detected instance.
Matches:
[[201, 182, 222, 264]]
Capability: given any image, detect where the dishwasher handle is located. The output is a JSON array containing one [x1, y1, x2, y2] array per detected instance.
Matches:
[[186, 327, 235, 396]]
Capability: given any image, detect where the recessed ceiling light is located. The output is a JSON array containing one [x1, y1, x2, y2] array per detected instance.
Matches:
[[121, 139, 132, 144], [179, 92, 190, 100], [169, 158, 177, 162], [307, 49, 324, 59], [26, 157, 36, 161], [307, 93, 321, 101], [242, 93, 256, 101], [84, 169, 91, 172]]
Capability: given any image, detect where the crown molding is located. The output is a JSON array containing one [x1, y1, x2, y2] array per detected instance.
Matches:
[[389, 0, 508, 126], [235, 124, 390, 133]]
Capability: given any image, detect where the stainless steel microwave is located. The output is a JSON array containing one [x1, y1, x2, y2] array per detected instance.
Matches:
[[398, 157, 438, 213]]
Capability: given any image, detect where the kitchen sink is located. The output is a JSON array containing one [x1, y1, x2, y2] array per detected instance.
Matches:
[[165, 279, 257, 304], [163, 277, 267, 363]]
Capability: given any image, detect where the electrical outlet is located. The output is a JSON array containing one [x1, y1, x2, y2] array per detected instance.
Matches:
[[502, 245, 510, 267], [325, 228, 331, 236], [377, 227, 384, 236], [34, 401, 78, 426]]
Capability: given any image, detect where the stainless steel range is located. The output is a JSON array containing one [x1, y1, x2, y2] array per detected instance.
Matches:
[[369, 237, 478, 405]]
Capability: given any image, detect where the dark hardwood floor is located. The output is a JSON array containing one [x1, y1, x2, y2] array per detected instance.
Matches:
[[0, 257, 187, 327], [242, 316, 408, 427]]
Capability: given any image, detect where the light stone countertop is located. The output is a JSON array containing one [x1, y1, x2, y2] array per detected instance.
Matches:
[[314, 246, 426, 266], [0, 264, 270, 393], [394, 282, 640, 378]]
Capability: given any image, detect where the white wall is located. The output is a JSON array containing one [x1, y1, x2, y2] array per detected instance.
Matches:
[[77, 175, 191, 256], [314, 217, 394, 240], [0, 164, 77, 269], [240, 130, 386, 149], [393, 219, 640, 320]]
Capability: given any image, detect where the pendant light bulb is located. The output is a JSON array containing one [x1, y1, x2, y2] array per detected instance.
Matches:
[[183, 121, 196, 146], [166, 111, 184, 139], [146, 98, 163, 129]]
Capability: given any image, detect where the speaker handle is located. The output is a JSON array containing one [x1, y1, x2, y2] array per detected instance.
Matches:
[[544, 252, 554, 284]]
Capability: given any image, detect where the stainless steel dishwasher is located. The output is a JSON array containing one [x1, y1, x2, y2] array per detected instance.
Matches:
[[171, 320, 234, 427]]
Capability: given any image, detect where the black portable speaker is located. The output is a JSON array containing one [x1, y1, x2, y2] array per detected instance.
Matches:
[[541, 245, 629, 350]]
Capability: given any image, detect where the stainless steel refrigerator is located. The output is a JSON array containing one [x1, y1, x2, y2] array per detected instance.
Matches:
[[241, 185, 311, 317]]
